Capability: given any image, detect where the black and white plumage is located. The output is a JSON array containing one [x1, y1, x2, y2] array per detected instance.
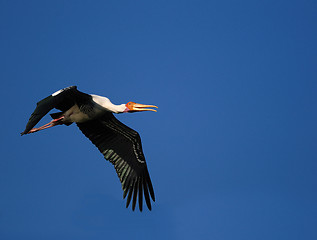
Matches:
[[21, 86, 157, 211]]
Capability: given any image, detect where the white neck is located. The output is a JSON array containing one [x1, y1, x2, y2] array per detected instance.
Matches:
[[91, 94, 126, 114]]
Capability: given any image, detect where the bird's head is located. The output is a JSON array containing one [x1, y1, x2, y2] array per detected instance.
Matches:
[[124, 102, 158, 113]]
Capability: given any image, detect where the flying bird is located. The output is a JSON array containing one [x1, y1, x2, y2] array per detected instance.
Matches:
[[21, 86, 157, 211]]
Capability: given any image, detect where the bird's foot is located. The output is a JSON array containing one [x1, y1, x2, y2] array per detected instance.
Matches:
[[27, 116, 65, 134]]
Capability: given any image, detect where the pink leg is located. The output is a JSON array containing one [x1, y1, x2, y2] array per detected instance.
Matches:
[[28, 116, 65, 134]]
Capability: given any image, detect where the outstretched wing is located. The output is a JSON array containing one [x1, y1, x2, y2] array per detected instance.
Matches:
[[21, 86, 91, 135], [77, 113, 155, 211]]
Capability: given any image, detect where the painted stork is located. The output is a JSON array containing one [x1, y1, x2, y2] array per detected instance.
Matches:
[[21, 86, 157, 211]]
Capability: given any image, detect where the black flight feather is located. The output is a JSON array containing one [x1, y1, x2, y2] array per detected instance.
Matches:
[[132, 178, 139, 211], [77, 113, 155, 211]]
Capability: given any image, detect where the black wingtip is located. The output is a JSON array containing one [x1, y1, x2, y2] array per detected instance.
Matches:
[[126, 183, 134, 209], [132, 182, 138, 211], [138, 178, 143, 212], [146, 173, 155, 202]]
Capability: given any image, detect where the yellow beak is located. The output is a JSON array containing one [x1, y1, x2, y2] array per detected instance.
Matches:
[[128, 102, 158, 112]]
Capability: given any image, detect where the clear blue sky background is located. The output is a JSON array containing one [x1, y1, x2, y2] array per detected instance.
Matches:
[[1, 0, 316, 239]]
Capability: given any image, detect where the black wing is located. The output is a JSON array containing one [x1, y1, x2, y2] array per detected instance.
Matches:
[[21, 86, 91, 135], [77, 113, 155, 211]]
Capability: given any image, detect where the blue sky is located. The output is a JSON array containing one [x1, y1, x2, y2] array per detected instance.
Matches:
[[1, 0, 316, 239]]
